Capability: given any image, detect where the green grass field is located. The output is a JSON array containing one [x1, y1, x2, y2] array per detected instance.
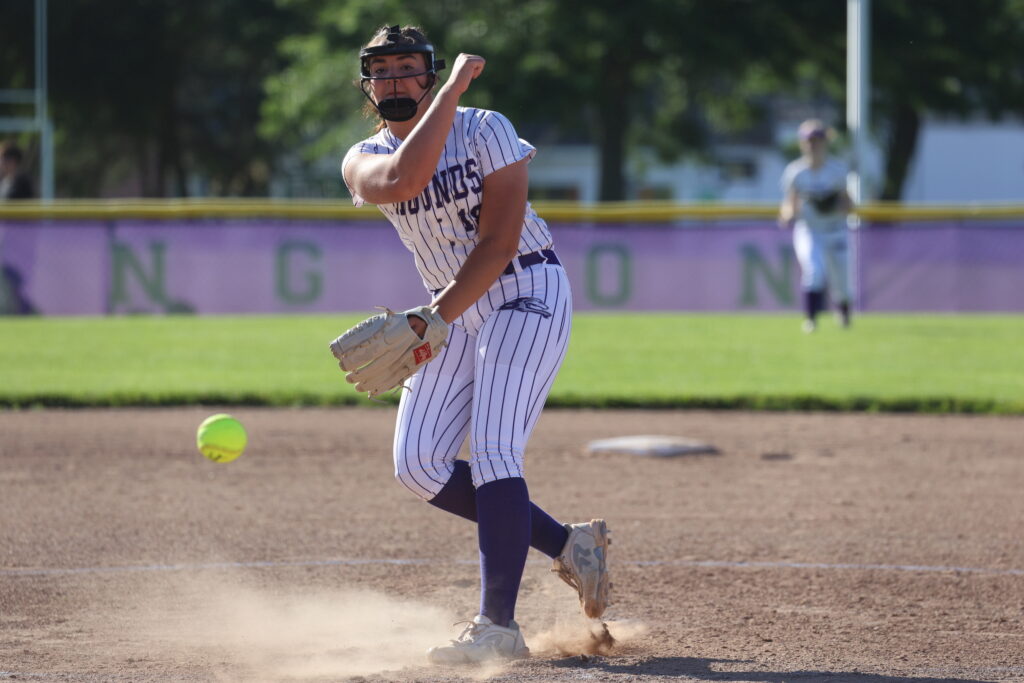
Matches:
[[1, 313, 1022, 413]]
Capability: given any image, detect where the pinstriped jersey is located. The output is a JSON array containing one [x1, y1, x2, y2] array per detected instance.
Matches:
[[342, 107, 554, 291]]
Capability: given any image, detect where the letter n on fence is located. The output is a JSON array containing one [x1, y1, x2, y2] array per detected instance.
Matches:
[[109, 241, 169, 312], [739, 243, 794, 308]]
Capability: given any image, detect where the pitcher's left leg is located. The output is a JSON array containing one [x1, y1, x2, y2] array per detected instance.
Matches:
[[470, 265, 573, 628]]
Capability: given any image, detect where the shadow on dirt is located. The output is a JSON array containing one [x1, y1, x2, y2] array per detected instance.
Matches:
[[550, 655, 998, 682]]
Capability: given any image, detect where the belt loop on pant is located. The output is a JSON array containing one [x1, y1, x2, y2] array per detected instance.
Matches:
[[502, 249, 560, 275]]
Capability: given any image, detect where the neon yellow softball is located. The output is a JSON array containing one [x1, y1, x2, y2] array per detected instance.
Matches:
[[196, 414, 247, 463]]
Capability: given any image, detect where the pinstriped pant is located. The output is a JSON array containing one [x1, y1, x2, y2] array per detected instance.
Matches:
[[393, 263, 572, 499], [793, 224, 852, 302]]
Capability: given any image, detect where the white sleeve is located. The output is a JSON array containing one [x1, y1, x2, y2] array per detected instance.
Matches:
[[831, 160, 850, 191], [340, 140, 391, 207], [780, 162, 797, 195], [472, 110, 536, 177]]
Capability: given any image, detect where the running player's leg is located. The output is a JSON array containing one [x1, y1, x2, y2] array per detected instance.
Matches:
[[469, 265, 572, 628], [824, 231, 852, 327], [794, 226, 826, 331]]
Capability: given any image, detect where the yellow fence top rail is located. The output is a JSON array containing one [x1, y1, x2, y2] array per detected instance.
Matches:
[[1, 198, 1023, 221]]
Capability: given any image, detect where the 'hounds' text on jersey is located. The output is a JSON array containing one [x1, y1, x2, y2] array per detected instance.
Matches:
[[396, 158, 482, 217]]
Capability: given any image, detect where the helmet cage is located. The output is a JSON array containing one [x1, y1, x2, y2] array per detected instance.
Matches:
[[358, 26, 446, 122]]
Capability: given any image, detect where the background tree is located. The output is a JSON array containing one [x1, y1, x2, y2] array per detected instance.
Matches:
[[764, 0, 1024, 200], [0, 0, 301, 196], [263, 0, 1024, 202], [869, 0, 1024, 200], [5, 0, 1024, 199], [261, 0, 800, 201], [259, 0, 469, 193]]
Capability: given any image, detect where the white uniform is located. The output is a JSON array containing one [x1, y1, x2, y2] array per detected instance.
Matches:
[[780, 157, 851, 302], [342, 107, 572, 498]]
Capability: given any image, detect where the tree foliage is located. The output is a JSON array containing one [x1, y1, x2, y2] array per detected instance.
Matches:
[[262, 0, 800, 200], [869, 0, 1024, 199], [1, 0, 301, 196], [4, 0, 1024, 199], [261, 0, 1024, 201], [767, 0, 1024, 200]]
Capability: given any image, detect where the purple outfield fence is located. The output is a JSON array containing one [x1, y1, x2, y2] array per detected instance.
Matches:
[[0, 219, 1020, 315]]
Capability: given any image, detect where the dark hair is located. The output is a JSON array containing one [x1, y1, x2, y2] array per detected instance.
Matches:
[[359, 25, 436, 133], [1, 142, 24, 163]]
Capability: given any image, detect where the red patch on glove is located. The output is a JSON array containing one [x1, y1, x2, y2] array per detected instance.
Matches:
[[412, 342, 433, 365]]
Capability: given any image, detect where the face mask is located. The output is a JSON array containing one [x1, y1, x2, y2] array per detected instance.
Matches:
[[375, 97, 418, 122], [360, 69, 437, 122]]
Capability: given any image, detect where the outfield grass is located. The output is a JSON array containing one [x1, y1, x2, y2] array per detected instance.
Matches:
[[1, 313, 1022, 413]]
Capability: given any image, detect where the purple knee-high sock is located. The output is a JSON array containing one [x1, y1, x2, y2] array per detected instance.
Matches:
[[475, 477, 531, 627], [428, 460, 568, 558], [838, 300, 851, 325], [803, 289, 825, 321]]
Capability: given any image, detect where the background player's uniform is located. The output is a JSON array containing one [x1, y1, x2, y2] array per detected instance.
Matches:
[[780, 157, 851, 305], [342, 106, 571, 497]]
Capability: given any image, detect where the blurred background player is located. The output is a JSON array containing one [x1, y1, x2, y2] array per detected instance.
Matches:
[[0, 142, 35, 200], [778, 119, 855, 332], [0, 142, 37, 314], [340, 25, 610, 664]]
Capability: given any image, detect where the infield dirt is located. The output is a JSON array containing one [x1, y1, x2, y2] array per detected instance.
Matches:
[[2, 408, 1023, 682]]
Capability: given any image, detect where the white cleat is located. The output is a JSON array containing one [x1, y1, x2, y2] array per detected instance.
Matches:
[[552, 519, 611, 619], [802, 319, 817, 334], [426, 614, 529, 665]]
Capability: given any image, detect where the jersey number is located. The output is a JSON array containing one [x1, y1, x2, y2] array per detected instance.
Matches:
[[458, 204, 481, 233]]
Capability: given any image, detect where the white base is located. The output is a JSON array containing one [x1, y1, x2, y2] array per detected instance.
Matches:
[[585, 435, 719, 458]]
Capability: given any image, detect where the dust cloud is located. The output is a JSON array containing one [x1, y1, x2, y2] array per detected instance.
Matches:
[[94, 575, 454, 680], [79, 572, 645, 679]]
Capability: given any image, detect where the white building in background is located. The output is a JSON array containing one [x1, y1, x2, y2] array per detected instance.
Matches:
[[523, 116, 1024, 204], [525, 144, 790, 203], [901, 120, 1024, 202]]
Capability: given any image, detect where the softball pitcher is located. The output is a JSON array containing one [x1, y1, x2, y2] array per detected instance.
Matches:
[[332, 25, 610, 664], [779, 119, 855, 333]]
